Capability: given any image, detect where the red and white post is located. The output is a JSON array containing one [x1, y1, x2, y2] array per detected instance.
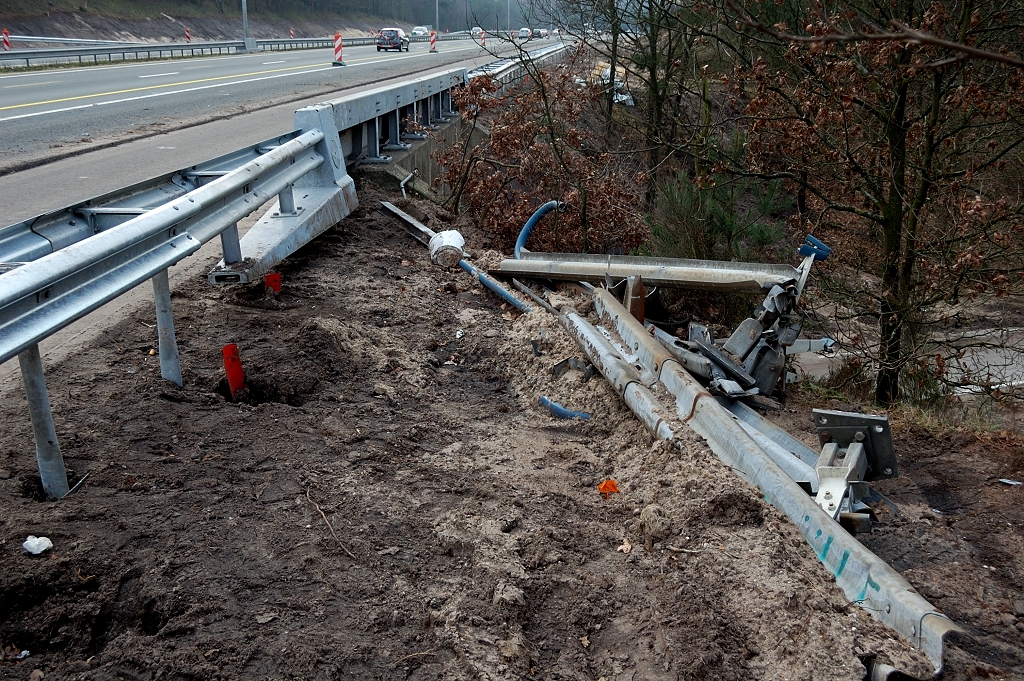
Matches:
[[429, 30, 437, 53], [289, 27, 295, 38], [480, 29, 486, 47], [2, 28, 10, 51], [332, 31, 345, 66], [185, 27, 191, 43]]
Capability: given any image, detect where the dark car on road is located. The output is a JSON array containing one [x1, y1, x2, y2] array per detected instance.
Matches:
[[377, 28, 410, 52]]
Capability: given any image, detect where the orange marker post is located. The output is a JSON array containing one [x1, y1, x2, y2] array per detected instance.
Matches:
[[429, 30, 438, 53], [264, 273, 281, 293], [222, 344, 245, 399], [332, 31, 345, 66]]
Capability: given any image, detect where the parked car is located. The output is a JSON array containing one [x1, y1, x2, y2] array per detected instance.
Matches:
[[376, 27, 410, 51], [471, 26, 483, 38], [410, 26, 430, 36], [518, 27, 533, 40]]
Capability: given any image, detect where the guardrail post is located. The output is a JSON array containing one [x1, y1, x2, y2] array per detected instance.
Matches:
[[382, 111, 410, 151], [220, 223, 243, 264], [346, 123, 364, 164], [152, 269, 183, 387], [363, 117, 391, 164], [400, 104, 426, 141], [278, 184, 297, 215], [17, 344, 69, 499]]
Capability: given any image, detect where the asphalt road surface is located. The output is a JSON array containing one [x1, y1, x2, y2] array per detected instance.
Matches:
[[0, 40, 511, 177]]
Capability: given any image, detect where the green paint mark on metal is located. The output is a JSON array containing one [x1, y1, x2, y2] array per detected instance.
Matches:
[[817, 535, 834, 562], [836, 549, 850, 578], [856, 572, 881, 602]]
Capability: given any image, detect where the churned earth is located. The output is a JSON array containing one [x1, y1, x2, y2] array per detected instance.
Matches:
[[0, 175, 1021, 681]]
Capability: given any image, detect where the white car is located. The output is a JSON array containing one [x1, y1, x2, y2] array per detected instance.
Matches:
[[518, 27, 532, 40], [410, 26, 430, 36], [537, 28, 549, 38], [471, 26, 483, 38]]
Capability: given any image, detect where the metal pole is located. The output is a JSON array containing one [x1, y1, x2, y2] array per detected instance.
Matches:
[[436, 0, 439, 38], [278, 185, 296, 214], [152, 269, 183, 387], [18, 344, 69, 499], [221, 223, 243, 264], [242, 0, 250, 41]]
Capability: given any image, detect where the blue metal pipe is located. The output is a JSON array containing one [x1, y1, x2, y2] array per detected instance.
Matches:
[[514, 200, 562, 259], [540, 396, 591, 420], [458, 259, 531, 312]]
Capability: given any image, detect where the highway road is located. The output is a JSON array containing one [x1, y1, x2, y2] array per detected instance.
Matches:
[[0, 39, 510, 177]]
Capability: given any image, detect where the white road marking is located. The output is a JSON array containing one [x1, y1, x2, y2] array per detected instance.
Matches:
[[139, 72, 180, 78], [3, 80, 62, 88], [262, 60, 286, 65]]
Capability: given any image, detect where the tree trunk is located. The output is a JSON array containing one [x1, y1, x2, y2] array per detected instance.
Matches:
[[875, 80, 910, 406]]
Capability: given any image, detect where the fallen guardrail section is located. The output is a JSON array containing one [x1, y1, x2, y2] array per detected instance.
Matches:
[[0, 66, 469, 498], [485, 233, 963, 679], [379, 201, 961, 679]]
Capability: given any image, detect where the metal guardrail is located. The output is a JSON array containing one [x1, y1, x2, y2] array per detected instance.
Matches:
[[0, 43, 564, 493], [467, 42, 567, 90], [583, 289, 962, 677], [0, 64, 479, 498], [0, 34, 478, 68]]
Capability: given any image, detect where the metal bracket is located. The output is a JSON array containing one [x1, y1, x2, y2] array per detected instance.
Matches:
[[814, 441, 868, 519], [814, 409, 899, 479]]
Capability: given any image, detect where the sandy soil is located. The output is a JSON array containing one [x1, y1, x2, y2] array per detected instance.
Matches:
[[0, 174, 1022, 681]]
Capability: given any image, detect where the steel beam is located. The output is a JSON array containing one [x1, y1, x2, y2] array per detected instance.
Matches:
[[17, 344, 69, 499], [494, 253, 799, 291]]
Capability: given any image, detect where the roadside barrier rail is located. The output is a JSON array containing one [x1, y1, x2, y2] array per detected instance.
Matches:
[[0, 65, 477, 498], [468, 42, 567, 90], [0, 34, 479, 68]]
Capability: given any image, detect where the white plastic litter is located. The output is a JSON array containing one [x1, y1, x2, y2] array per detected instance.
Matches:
[[428, 230, 465, 268], [22, 536, 53, 555]]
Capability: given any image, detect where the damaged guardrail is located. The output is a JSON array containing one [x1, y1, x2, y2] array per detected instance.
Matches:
[[497, 236, 962, 677]]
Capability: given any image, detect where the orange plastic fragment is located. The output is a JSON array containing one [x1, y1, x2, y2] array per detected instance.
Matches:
[[597, 479, 619, 499]]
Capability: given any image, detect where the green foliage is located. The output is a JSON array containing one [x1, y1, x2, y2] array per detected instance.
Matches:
[[649, 173, 787, 263]]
